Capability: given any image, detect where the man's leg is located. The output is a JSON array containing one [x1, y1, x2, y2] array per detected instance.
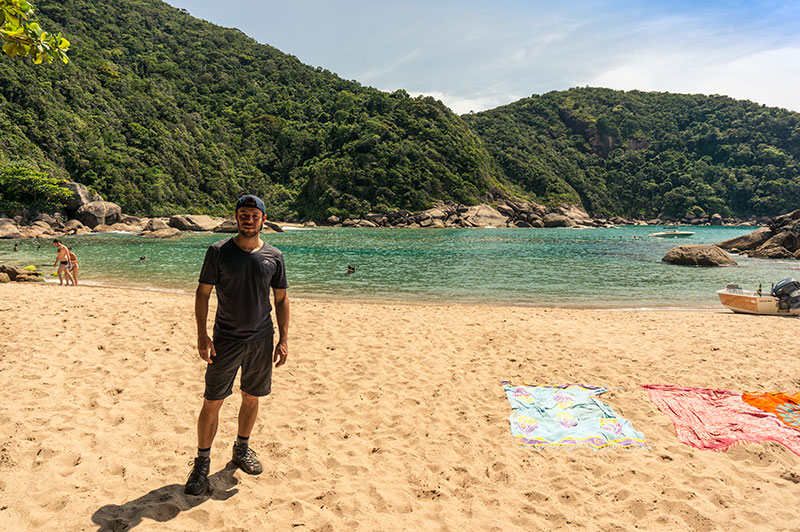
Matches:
[[198, 398, 225, 448], [237, 391, 259, 438], [57, 266, 65, 285], [232, 391, 264, 475], [185, 398, 224, 496]]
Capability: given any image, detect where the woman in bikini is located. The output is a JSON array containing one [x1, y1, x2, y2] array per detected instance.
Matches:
[[67, 247, 79, 286]]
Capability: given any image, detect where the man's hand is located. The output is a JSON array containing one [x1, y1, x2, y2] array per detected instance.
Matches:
[[274, 339, 288, 367], [198, 334, 216, 363]]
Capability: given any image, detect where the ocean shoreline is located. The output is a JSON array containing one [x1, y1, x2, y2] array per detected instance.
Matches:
[[33, 276, 727, 312]]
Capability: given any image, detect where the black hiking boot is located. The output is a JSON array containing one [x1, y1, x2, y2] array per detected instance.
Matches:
[[184, 456, 210, 495], [232, 443, 263, 475]]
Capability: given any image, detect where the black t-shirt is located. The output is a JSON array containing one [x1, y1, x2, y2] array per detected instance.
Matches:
[[198, 238, 288, 343]]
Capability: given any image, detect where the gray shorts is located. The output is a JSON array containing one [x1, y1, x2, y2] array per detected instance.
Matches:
[[204, 336, 273, 400]]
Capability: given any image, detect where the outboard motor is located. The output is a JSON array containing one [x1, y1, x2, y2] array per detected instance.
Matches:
[[771, 278, 800, 310]]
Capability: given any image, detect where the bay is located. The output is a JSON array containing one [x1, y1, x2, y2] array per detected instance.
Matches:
[[4, 226, 798, 308]]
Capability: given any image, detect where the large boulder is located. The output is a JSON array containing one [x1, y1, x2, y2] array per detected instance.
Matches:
[[144, 218, 169, 232], [140, 227, 181, 239], [768, 209, 800, 231], [750, 244, 795, 259], [213, 218, 238, 233], [461, 205, 507, 227], [15, 273, 45, 282], [543, 214, 577, 228], [662, 245, 737, 267], [556, 204, 591, 224], [21, 221, 54, 238], [0, 223, 23, 239], [59, 182, 93, 213], [0, 272, 10, 283], [33, 213, 58, 227], [169, 214, 219, 232], [710, 213, 723, 226], [263, 220, 283, 233], [76, 201, 122, 229], [716, 227, 773, 252], [63, 219, 90, 234], [0, 265, 25, 280]]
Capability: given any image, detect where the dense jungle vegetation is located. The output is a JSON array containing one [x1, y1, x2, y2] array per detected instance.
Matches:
[[1, 0, 799, 219], [465, 88, 800, 218], [0, 0, 504, 219]]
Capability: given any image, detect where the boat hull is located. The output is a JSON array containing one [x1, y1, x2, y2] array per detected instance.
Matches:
[[716, 289, 800, 315], [649, 231, 695, 238]]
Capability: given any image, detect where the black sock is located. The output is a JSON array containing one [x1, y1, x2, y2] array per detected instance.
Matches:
[[197, 447, 211, 458], [236, 435, 249, 449]]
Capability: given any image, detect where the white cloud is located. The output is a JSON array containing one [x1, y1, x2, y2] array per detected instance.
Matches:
[[590, 46, 800, 112], [414, 90, 519, 114]]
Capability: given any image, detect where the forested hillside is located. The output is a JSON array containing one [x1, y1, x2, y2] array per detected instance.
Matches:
[[0, 0, 505, 218], [3, 2, 799, 220], [464, 88, 800, 218]]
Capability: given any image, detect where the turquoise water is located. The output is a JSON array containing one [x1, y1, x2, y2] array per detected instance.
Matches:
[[3, 226, 799, 308]]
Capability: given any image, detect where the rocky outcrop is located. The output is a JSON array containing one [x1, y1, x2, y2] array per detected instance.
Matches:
[[0, 265, 25, 280], [717, 227, 773, 253], [558, 108, 617, 158], [543, 214, 576, 228], [716, 210, 800, 259], [0, 222, 24, 238], [169, 215, 218, 232], [63, 219, 91, 235], [213, 219, 238, 233], [662, 245, 737, 267], [461, 205, 507, 227], [144, 218, 169, 232], [0, 272, 10, 283], [76, 201, 122, 229], [263, 220, 284, 233], [59, 182, 93, 213], [140, 227, 181, 238]]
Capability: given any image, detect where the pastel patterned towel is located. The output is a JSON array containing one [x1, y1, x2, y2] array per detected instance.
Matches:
[[502, 382, 647, 450], [642, 385, 800, 456]]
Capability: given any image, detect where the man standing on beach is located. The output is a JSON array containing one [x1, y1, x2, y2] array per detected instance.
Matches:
[[185, 194, 290, 495], [52, 239, 70, 285]]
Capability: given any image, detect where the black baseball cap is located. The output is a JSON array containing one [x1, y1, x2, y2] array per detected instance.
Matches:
[[235, 194, 265, 214]]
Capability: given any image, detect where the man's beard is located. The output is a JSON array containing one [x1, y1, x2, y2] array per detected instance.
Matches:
[[238, 221, 262, 238]]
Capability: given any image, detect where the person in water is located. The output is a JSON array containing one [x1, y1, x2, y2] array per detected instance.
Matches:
[[346, 265, 355, 275], [184, 194, 290, 496]]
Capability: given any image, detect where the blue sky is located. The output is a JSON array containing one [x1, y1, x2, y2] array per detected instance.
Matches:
[[167, 0, 800, 114]]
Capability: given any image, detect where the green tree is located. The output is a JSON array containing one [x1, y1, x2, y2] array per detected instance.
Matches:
[[0, 165, 73, 213], [1, 0, 69, 63]]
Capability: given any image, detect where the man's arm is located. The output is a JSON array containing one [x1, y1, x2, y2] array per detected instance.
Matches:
[[195, 283, 216, 363], [273, 288, 290, 367]]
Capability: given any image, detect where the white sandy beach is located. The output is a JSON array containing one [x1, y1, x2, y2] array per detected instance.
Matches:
[[1, 282, 799, 531]]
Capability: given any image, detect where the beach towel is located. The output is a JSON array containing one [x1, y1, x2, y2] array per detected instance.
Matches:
[[742, 392, 800, 430], [501, 382, 647, 450], [642, 385, 800, 456]]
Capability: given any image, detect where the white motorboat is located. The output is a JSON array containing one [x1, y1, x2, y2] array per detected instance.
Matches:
[[649, 230, 695, 238], [717, 279, 800, 315]]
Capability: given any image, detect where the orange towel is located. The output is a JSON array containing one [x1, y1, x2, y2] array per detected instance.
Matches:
[[742, 392, 800, 430]]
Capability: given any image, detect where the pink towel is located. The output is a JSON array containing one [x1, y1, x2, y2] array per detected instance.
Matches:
[[642, 384, 800, 456]]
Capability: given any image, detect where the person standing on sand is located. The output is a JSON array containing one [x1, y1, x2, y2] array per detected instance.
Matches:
[[67, 247, 79, 286], [185, 194, 290, 496], [52, 239, 70, 285]]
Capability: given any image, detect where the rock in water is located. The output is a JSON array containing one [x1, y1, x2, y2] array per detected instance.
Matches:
[[168, 215, 218, 231], [662, 245, 737, 267], [76, 201, 122, 228]]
